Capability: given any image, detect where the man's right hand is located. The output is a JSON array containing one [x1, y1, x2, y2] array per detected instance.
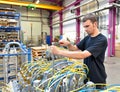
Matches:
[[59, 39, 70, 46]]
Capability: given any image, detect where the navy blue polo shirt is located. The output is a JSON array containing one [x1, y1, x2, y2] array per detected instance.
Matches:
[[76, 33, 107, 83]]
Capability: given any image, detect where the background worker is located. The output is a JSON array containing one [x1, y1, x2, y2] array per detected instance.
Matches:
[[50, 13, 108, 89]]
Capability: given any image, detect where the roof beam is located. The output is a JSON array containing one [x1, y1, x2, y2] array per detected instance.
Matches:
[[0, 0, 63, 10]]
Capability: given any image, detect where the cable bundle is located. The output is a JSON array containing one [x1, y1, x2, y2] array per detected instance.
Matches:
[[33, 59, 88, 92]]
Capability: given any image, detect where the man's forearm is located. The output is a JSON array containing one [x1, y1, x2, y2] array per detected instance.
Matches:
[[67, 44, 79, 51], [58, 49, 84, 59]]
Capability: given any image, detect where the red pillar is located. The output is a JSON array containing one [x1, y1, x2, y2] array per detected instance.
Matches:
[[75, 0, 81, 43], [108, 0, 116, 56]]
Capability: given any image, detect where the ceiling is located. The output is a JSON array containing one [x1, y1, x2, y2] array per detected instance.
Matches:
[[0, 0, 64, 11], [22, 0, 63, 5], [37, 0, 62, 5]]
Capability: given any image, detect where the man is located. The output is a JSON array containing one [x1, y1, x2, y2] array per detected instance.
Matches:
[[50, 13, 108, 89]]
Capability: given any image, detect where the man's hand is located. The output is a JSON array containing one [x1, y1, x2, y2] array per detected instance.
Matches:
[[50, 45, 60, 55], [59, 39, 70, 46]]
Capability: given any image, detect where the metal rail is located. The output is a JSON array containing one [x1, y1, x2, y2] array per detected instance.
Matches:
[[52, 3, 120, 26]]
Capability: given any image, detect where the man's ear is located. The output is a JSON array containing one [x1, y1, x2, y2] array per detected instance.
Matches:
[[94, 22, 98, 27]]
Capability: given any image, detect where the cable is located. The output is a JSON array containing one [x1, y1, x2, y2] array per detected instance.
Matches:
[[19, 57, 89, 92]]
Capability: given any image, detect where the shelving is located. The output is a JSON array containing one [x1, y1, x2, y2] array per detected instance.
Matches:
[[0, 8, 21, 48], [0, 42, 29, 83], [0, 8, 23, 83]]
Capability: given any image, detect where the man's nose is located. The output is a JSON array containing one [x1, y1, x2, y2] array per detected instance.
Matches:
[[84, 28, 87, 31]]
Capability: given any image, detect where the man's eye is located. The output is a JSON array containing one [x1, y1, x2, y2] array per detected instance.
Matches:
[[84, 25, 89, 28]]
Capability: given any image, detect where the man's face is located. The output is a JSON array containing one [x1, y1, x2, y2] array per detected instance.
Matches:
[[83, 20, 97, 35]]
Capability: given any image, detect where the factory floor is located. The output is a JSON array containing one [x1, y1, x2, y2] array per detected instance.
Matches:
[[105, 57, 120, 84]]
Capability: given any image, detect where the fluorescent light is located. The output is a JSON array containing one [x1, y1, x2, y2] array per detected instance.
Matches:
[[35, 0, 40, 4]]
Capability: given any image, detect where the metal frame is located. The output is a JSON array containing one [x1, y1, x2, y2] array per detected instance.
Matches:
[[0, 42, 31, 83]]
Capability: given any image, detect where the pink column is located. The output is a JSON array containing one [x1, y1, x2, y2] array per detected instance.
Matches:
[[108, 0, 116, 56], [75, 0, 81, 43]]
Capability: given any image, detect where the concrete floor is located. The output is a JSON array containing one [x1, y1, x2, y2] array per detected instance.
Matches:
[[105, 57, 120, 84]]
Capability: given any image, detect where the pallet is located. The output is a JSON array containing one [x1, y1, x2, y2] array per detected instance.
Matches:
[[31, 46, 47, 58]]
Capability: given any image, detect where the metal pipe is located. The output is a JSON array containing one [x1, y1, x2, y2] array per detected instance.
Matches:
[[21, 20, 44, 22], [52, 3, 120, 26], [52, 0, 83, 16], [21, 15, 49, 18], [76, 4, 113, 18], [113, 3, 120, 7], [71, 0, 94, 11]]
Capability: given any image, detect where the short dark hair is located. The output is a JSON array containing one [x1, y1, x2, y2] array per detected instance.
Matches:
[[82, 13, 97, 23]]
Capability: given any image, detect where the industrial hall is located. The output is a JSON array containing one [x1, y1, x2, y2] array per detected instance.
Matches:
[[0, 0, 120, 92]]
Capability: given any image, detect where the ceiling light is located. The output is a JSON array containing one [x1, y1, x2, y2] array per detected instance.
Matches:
[[35, 0, 40, 4]]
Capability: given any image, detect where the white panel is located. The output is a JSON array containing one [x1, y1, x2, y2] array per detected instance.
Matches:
[[99, 0, 109, 7], [63, 0, 76, 6], [53, 14, 59, 23], [0, 5, 50, 45], [80, 1, 98, 15], [28, 8, 41, 16], [42, 10, 49, 17], [63, 9, 75, 20], [42, 18, 49, 24], [116, 7, 120, 43], [116, 25, 120, 42], [53, 24, 59, 29], [53, 24, 60, 39], [43, 25, 50, 35], [80, 24, 86, 40], [63, 19, 76, 42], [21, 21, 42, 45]]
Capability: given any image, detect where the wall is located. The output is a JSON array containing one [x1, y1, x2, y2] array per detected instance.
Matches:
[[52, 14, 60, 40], [18, 7, 50, 46], [0, 4, 50, 46], [52, 0, 113, 56], [116, 7, 120, 43], [52, 0, 76, 42]]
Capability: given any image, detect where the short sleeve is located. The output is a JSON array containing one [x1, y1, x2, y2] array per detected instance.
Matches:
[[76, 36, 89, 51], [86, 38, 107, 58]]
